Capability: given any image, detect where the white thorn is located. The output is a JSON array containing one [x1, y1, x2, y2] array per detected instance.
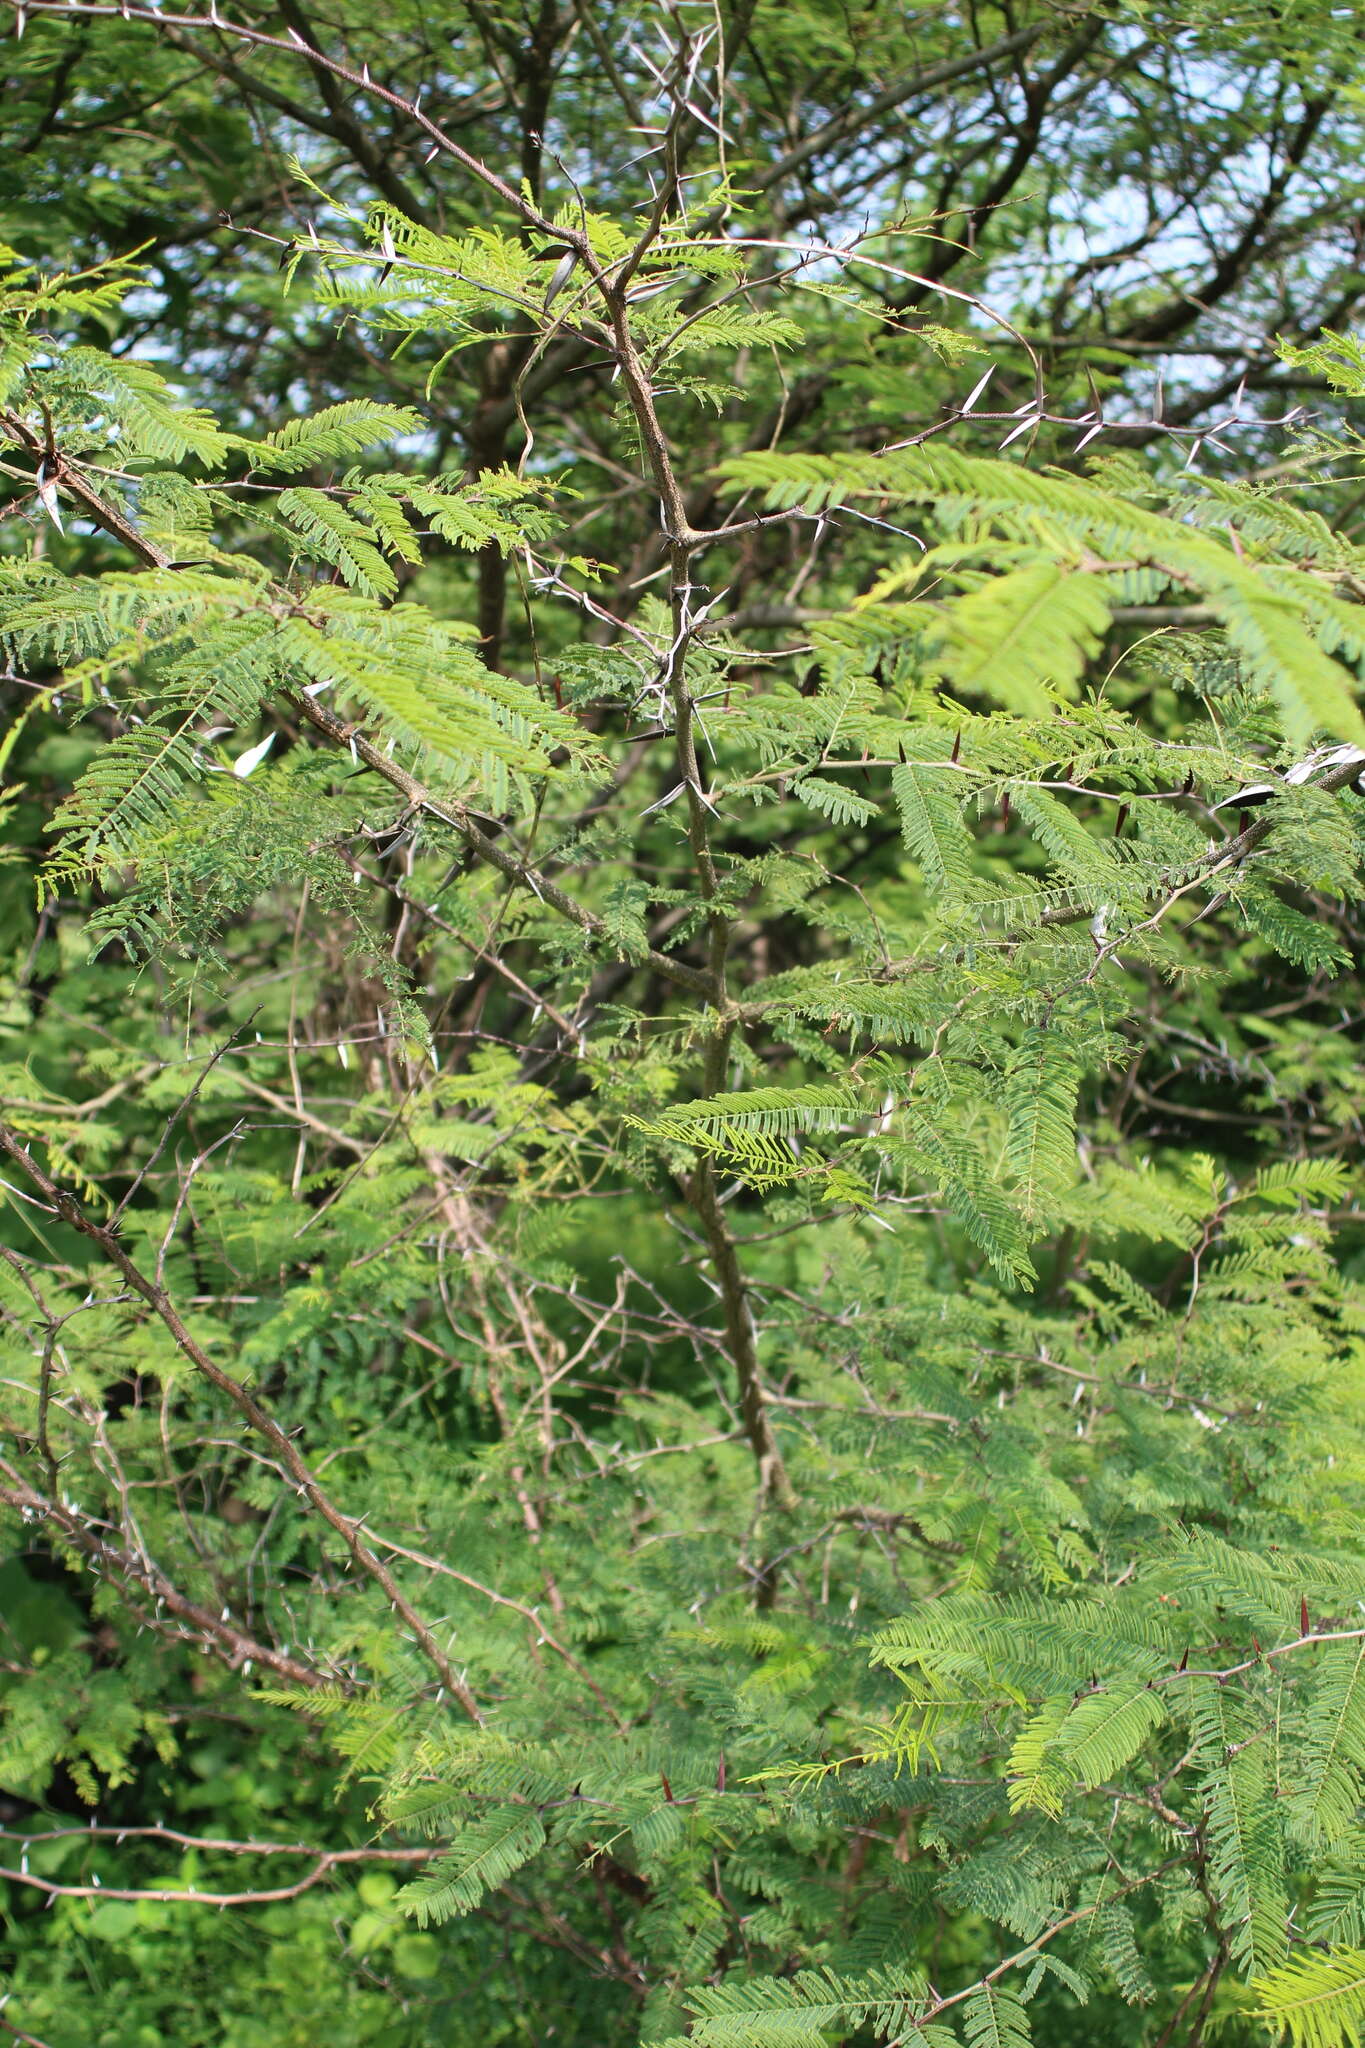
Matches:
[[640, 780, 686, 815], [998, 414, 1040, 450], [231, 731, 276, 779], [544, 250, 577, 307], [35, 473, 64, 534], [960, 364, 995, 414]]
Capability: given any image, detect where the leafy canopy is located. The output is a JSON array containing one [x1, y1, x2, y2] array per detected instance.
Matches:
[[5, 4, 1365, 2046]]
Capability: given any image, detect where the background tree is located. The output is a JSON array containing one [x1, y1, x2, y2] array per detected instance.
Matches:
[[5, 4, 1365, 2045]]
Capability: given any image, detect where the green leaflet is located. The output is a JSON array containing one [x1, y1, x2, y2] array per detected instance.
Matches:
[[60, 344, 233, 467], [796, 773, 880, 828], [1003, 1029, 1082, 1217], [686, 1967, 930, 2046], [1007, 1684, 1166, 1816], [1188, 1677, 1289, 1976], [278, 486, 399, 598], [720, 445, 1365, 747], [894, 1110, 1036, 1284], [1097, 1903, 1156, 2006], [1291, 1643, 1365, 1848], [961, 1984, 1032, 2048], [398, 1809, 548, 1927], [1240, 885, 1352, 975], [892, 760, 975, 894], [930, 562, 1112, 716], [255, 399, 427, 471], [1255, 1949, 1365, 2048]]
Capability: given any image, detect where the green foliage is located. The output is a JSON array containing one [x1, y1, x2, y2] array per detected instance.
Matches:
[[399, 1809, 548, 1927], [723, 447, 1365, 747], [1256, 1949, 1365, 2048], [5, 2, 1365, 2044]]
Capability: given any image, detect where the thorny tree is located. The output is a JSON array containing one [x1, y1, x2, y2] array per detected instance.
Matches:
[[6, 4, 1365, 2045]]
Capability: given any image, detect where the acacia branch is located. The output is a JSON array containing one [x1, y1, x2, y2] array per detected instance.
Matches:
[[6, 0, 574, 244], [0, 414, 715, 1000], [0, 1822, 429, 1857], [0, 1851, 430, 1908], [0, 2012, 56, 2048], [592, 211, 795, 1542], [0, 1122, 483, 1720], [0, 1470, 333, 1692]]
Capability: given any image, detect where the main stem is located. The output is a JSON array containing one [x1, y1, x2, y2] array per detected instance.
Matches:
[[597, 261, 796, 1568]]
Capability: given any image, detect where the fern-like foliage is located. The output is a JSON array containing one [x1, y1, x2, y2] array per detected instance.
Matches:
[[0, 262, 592, 944], [398, 1809, 548, 1927], [6, 175, 1365, 2048], [685, 1965, 930, 2045], [1256, 1949, 1365, 2048], [720, 446, 1365, 747]]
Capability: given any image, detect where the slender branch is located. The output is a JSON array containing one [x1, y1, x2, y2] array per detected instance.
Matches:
[[682, 1157, 794, 1524], [0, 1821, 431, 1859], [0, 2011, 57, 2048], [0, 411, 715, 1001], [911, 1855, 1188, 2031], [0, 1123, 483, 1720], [4, 0, 577, 244], [0, 1850, 427, 1908], [0, 1472, 333, 1691]]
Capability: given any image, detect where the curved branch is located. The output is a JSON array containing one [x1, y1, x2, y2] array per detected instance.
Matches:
[[0, 1125, 484, 1721]]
